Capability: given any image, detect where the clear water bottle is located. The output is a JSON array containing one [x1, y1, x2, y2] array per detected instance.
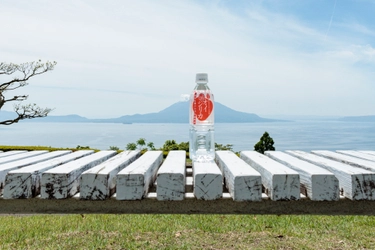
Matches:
[[189, 73, 215, 162]]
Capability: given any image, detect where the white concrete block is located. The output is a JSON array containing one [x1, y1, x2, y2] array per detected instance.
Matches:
[[193, 160, 223, 200], [215, 151, 262, 201], [337, 150, 375, 162], [80, 150, 141, 200], [40, 151, 117, 199], [240, 151, 300, 201], [286, 150, 375, 200], [156, 151, 186, 201], [359, 151, 375, 156], [0, 150, 68, 191], [186, 168, 193, 176], [0, 151, 48, 165], [312, 150, 375, 172], [0, 151, 26, 158], [116, 151, 163, 200], [3, 150, 93, 199], [265, 151, 339, 201], [185, 176, 193, 192]]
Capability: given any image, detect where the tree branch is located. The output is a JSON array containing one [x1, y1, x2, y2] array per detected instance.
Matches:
[[0, 104, 53, 125], [0, 60, 56, 91], [0, 62, 17, 75], [4, 95, 28, 103], [0, 60, 56, 125]]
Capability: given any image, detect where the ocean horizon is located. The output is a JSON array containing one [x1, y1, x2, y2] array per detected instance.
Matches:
[[1, 120, 375, 152]]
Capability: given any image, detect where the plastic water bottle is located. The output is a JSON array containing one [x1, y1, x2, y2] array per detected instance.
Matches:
[[189, 73, 215, 162]]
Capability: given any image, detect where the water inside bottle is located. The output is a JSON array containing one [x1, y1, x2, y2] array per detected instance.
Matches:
[[189, 126, 215, 162]]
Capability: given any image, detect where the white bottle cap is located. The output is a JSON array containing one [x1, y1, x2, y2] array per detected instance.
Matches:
[[196, 73, 208, 83]]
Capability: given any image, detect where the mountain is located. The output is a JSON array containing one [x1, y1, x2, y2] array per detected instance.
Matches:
[[0, 102, 282, 123], [99, 101, 280, 123], [0, 111, 89, 123], [260, 115, 341, 121], [34, 114, 89, 123]]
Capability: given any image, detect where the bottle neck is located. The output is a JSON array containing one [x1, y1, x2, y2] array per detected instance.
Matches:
[[195, 83, 210, 91]]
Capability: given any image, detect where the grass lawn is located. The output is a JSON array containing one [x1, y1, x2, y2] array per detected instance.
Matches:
[[1, 214, 375, 249]]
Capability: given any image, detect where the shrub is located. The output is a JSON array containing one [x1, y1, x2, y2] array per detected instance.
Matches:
[[254, 131, 275, 154]]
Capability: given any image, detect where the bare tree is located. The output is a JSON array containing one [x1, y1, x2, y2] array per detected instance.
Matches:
[[0, 60, 56, 125]]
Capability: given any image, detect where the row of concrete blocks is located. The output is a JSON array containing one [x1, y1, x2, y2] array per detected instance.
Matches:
[[1, 149, 375, 201]]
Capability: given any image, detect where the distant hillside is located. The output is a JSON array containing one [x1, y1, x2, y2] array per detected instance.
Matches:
[[35, 114, 89, 123], [0, 102, 282, 123], [102, 101, 280, 123], [0, 111, 89, 123], [339, 115, 375, 122]]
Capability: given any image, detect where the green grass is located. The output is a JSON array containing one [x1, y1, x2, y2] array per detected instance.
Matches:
[[1, 214, 375, 249], [0, 146, 189, 159]]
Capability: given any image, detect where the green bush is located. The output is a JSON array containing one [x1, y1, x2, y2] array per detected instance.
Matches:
[[254, 131, 275, 154]]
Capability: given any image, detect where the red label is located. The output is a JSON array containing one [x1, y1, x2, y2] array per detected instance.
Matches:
[[192, 93, 213, 123]]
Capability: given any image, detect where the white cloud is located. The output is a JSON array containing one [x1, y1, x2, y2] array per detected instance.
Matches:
[[1, 0, 374, 117], [180, 94, 190, 102], [327, 44, 375, 63]]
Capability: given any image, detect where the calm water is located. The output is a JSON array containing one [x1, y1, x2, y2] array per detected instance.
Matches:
[[0, 121, 374, 152]]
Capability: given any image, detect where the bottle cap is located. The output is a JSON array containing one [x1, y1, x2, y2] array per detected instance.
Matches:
[[196, 73, 208, 83]]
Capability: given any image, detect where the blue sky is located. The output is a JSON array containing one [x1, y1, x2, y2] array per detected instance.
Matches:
[[0, 0, 374, 118]]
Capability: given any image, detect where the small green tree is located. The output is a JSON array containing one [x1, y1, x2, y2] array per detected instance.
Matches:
[[147, 142, 155, 150], [136, 138, 146, 150], [160, 140, 189, 151], [125, 138, 155, 151], [109, 146, 119, 150], [215, 143, 233, 151], [162, 140, 180, 151], [177, 141, 189, 152], [254, 131, 275, 154], [126, 142, 137, 150]]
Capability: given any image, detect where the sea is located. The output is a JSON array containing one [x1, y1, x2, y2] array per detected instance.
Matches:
[[0, 121, 374, 152]]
